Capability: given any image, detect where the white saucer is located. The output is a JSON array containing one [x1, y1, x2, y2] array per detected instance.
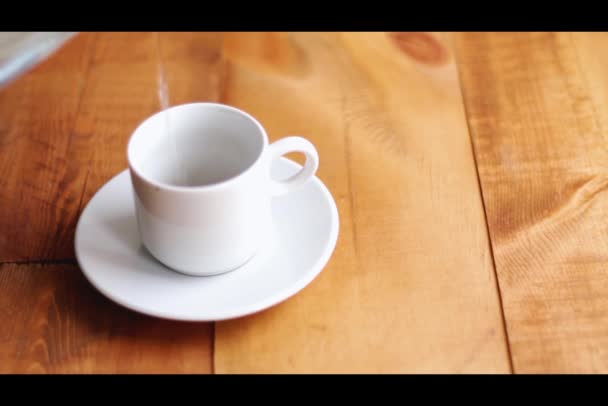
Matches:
[[75, 158, 339, 321]]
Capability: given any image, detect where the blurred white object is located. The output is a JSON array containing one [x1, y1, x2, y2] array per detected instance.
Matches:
[[0, 32, 77, 89]]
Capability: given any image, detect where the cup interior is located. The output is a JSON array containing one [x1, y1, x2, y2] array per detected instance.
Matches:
[[128, 103, 266, 188]]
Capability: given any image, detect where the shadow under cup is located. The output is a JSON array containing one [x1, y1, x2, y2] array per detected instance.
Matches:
[[127, 103, 273, 276]]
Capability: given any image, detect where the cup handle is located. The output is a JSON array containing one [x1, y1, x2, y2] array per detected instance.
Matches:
[[267, 136, 319, 196]]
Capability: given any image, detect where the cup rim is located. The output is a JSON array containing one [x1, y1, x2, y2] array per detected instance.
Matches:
[[127, 102, 269, 193]]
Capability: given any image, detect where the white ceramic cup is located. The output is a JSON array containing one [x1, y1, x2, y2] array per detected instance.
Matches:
[[127, 102, 319, 276]]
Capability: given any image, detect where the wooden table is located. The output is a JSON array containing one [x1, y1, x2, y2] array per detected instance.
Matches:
[[1, 32, 607, 374]]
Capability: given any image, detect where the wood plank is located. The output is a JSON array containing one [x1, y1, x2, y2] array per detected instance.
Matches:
[[0, 32, 217, 372], [72, 32, 165, 207], [0, 33, 96, 261], [0, 33, 225, 262], [74, 32, 227, 211], [0, 263, 212, 373], [68, 32, 217, 373], [455, 32, 608, 373], [214, 32, 510, 373]]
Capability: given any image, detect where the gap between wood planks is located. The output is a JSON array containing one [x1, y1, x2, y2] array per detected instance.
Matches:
[[452, 41, 515, 374]]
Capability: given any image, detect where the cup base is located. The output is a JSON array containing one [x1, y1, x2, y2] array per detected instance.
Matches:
[[143, 243, 259, 277]]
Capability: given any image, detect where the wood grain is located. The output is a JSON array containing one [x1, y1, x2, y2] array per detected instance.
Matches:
[[0, 263, 212, 373], [0, 32, 218, 373], [74, 32, 228, 210], [214, 32, 510, 373], [70, 32, 216, 373], [455, 32, 608, 373], [0, 34, 96, 261]]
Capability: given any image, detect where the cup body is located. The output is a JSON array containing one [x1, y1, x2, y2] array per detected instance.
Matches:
[[127, 103, 273, 276]]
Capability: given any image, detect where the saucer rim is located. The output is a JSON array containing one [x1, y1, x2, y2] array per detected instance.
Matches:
[[74, 159, 340, 322]]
